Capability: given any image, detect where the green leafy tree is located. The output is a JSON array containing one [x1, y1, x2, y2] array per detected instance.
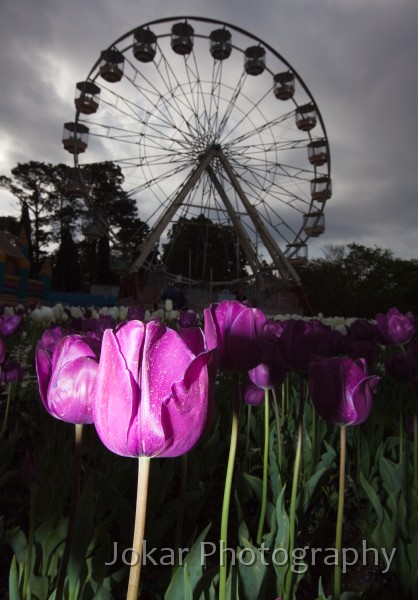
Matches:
[[1, 161, 150, 280], [52, 229, 81, 292], [82, 162, 149, 265], [162, 214, 248, 282], [300, 243, 418, 317], [95, 236, 115, 285], [0, 215, 20, 244], [0, 162, 83, 274]]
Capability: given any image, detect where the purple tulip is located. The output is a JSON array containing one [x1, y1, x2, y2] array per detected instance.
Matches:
[[384, 352, 410, 382], [36, 334, 100, 424], [343, 337, 379, 369], [179, 309, 198, 328], [38, 326, 66, 351], [203, 300, 268, 372], [127, 306, 146, 322], [265, 319, 286, 340], [308, 356, 381, 426], [0, 314, 23, 337], [248, 340, 288, 390], [384, 339, 418, 382], [279, 319, 344, 374], [35, 327, 66, 397], [346, 319, 379, 341], [97, 314, 117, 333], [375, 307, 415, 346], [80, 318, 99, 333], [93, 319, 217, 458], [0, 336, 6, 364], [0, 359, 22, 384], [242, 379, 265, 406]]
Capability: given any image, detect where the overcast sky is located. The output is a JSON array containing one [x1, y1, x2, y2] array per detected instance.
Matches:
[[1, 0, 417, 261]]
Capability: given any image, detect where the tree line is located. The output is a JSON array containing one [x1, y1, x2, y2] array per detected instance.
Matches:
[[0, 161, 150, 291], [0, 161, 249, 291], [298, 243, 418, 317], [1, 162, 417, 315]]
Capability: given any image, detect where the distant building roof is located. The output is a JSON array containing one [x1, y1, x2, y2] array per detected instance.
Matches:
[[0, 231, 27, 260]]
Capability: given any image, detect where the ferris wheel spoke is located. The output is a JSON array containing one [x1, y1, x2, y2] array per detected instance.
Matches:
[[182, 50, 214, 139], [124, 54, 201, 142], [152, 45, 206, 139], [95, 80, 195, 153], [207, 60, 225, 136], [222, 110, 297, 151], [231, 157, 315, 184], [229, 163, 312, 212], [214, 70, 248, 141]]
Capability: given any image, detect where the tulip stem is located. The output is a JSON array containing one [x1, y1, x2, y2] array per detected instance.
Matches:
[[311, 403, 317, 465], [0, 383, 12, 438], [272, 387, 282, 473], [284, 379, 304, 600], [56, 423, 83, 600], [173, 454, 188, 573], [413, 414, 418, 499], [399, 409, 404, 466], [334, 425, 347, 600], [22, 481, 36, 597], [257, 389, 270, 545], [219, 375, 240, 600], [244, 404, 252, 470], [126, 456, 151, 600]]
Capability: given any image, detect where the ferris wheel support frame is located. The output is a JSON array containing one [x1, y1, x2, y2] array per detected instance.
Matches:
[[217, 149, 301, 285], [130, 149, 214, 272], [205, 164, 263, 276], [131, 144, 301, 284]]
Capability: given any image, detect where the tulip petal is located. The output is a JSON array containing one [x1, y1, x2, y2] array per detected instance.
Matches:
[[177, 327, 206, 355], [159, 352, 211, 457], [94, 329, 140, 456], [48, 356, 97, 423], [114, 320, 145, 380], [308, 356, 380, 426], [135, 322, 195, 456], [243, 379, 265, 406], [35, 348, 53, 407], [228, 308, 267, 371]]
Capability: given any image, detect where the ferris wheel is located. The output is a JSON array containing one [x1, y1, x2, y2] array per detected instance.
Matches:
[[62, 16, 331, 286]]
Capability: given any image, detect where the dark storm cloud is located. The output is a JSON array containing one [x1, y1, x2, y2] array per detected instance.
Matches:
[[1, 0, 417, 260]]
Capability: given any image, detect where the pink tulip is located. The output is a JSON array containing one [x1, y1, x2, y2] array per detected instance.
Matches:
[[375, 307, 415, 346], [203, 300, 267, 372], [93, 319, 216, 458], [36, 334, 99, 424], [308, 356, 380, 426]]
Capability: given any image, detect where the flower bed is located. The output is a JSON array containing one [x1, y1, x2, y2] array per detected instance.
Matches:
[[0, 302, 417, 599]]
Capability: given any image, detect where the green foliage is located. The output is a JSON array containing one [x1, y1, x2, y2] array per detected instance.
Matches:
[[1, 321, 415, 599], [52, 229, 82, 292], [162, 214, 248, 282], [300, 243, 418, 317], [0, 160, 151, 286]]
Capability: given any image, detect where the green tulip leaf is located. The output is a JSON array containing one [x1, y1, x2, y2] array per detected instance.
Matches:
[[242, 473, 263, 501], [412, 567, 418, 600], [237, 536, 269, 600], [8, 527, 27, 565], [28, 574, 50, 599], [379, 454, 403, 494], [8, 555, 19, 600], [164, 523, 211, 599], [359, 471, 383, 523], [67, 474, 96, 598]]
